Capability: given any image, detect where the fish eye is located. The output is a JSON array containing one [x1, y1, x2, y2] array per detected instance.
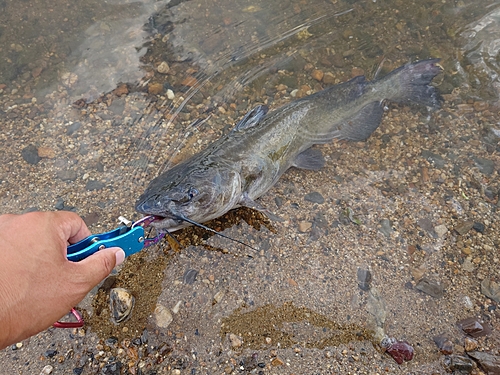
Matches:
[[188, 187, 199, 199]]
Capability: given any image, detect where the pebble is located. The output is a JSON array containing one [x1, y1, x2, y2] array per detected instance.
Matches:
[[57, 169, 78, 182], [304, 191, 324, 204], [457, 317, 491, 338], [166, 89, 175, 100], [157, 61, 170, 74], [154, 304, 173, 328], [454, 221, 474, 235], [271, 357, 284, 366], [378, 219, 393, 238], [462, 258, 475, 272], [381, 337, 414, 365], [228, 333, 242, 348], [183, 269, 198, 284], [472, 222, 485, 233], [464, 337, 478, 352], [311, 69, 324, 81], [37, 146, 55, 158], [421, 149, 445, 169], [85, 180, 105, 191], [433, 334, 453, 354], [112, 84, 128, 97], [474, 157, 495, 175], [322, 72, 336, 84], [444, 355, 474, 374], [357, 268, 372, 291], [467, 351, 500, 374], [434, 224, 448, 238], [21, 144, 41, 164], [415, 277, 444, 298], [148, 83, 163, 95], [298, 221, 312, 232], [109, 288, 135, 324], [40, 365, 53, 375], [481, 278, 500, 303], [15, 342, 23, 349]]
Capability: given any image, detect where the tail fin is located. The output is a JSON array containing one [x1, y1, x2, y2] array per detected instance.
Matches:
[[382, 59, 443, 109]]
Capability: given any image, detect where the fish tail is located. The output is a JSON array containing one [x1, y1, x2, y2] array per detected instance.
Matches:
[[381, 58, 443, 109]]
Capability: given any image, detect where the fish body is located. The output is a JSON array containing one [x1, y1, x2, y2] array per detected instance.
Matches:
[[136, 59, 442, 231]]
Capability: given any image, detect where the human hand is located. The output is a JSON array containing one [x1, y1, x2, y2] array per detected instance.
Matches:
[[0, 211, 125, 349]]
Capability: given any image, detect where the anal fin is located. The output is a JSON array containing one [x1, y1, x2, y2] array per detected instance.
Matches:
[[292, 148, 325, 170]]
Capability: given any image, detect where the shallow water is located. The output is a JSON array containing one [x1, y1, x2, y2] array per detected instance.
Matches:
[[1, 0, 499, 373]]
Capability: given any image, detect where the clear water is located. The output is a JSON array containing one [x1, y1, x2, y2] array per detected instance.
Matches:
[[0, 0, 499, 373]]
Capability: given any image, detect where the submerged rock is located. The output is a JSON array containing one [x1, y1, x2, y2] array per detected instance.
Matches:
[[109, 288, 135, 324], [457, 317, 491, 338]]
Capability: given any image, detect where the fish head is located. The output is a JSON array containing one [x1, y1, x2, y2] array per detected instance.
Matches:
[[135, 161, 242, 231]]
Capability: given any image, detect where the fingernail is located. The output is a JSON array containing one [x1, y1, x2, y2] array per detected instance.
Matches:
[[115, 249, 126, 266]]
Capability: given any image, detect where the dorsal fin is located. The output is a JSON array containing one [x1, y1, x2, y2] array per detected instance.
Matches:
[[232, 105, 268, 132]]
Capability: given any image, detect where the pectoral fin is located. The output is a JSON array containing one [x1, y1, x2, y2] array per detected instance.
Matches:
[[292, 148, 325, 170], [239, 193, 284, 222]]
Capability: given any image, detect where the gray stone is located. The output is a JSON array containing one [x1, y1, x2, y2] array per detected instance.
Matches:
[[379, 219, 393, 238], [57, 169, 78, 182], [415, 277, 444, 298], [481, 278, 500, 303], [85, 180, 105, 191], [422, 150, 445, 169], [467, 351, 500, 374], [21, 144, 41, 165], [304, 191, 325, 204], [474, 157, 495, 175]]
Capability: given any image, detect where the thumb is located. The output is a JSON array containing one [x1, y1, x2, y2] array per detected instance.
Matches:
[[75, 247, 126, 288]]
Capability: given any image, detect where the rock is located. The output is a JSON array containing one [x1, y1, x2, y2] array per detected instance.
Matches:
[[379, 219, 393, 238], [467, 351, 500, 374], [421, 150, 445, 169], [381, 337, 414, 365], [311, 69, 324, 81], [462, 258, 475, 272], [85, 180, 104, 191], [304, 191, 324, 204], [38, 147, 55, 158], [357, 268, 372, 291], [322, 72, 336, 84], [57, 169, 78, 182], [271, 357, 284, 366], [433, 334, 453, 354], [472, 222, 485, 233], [181, 76, 197, 87], [101, 361, 122, 375], [109, 288, 135, 324], [54, 197, 65, 210], [457, 317, 491, 338], [183, 269, 198, 284], [166, 89, 175, 100], [113, 84, 128, 97], [455, 221, 474, 235], [66, 122, 82, 135], [155, 305, 173, 328], [298, 221, 312, 232], [148, 83, 163, 95], [415, 277, 444, 298], [434, 224, 448, 238], [44, 349, 57, 358], [40, 365, 53, 375], [21, 144, 41, 164], [228, 333, 242, 348], [474, 157, 495, 175], [464, 337, 478, 352], [157, 61, 170, 74], [444, 355, 474, 374], [481, 278, 500, 303]]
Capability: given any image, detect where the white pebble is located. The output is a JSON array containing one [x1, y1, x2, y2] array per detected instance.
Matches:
[[166, 89, 175, 100], [40, 365, 53, 375]]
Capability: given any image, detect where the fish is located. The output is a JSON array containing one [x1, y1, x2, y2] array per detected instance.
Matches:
[[135, 59, 442, 235]]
